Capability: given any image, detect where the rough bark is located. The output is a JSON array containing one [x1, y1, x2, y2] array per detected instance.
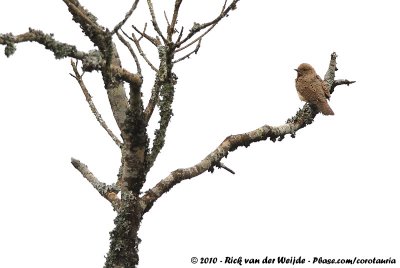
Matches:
[[105, 193, 143, 268]]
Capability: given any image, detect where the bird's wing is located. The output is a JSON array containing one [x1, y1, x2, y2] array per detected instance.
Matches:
[[316, 74, 331, 100], [307, 75, 327, 102]]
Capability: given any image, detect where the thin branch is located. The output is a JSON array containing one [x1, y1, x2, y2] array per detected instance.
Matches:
[[173, 38, 201, 63], [122, 30, 158, 72], [176, 0, 226, 52], [116, 32, 142, 75], [332, 79, 356, 93], [164, 10, 171, 29], [112, 0, 140, 35], [140, 52, 355, 213], [167, 0, 183, 41], [132, 23, 160, 46], [176, 26, 184, 44], [71, 157, 121, 211], [333, 79, 356, 86], [216, 162, 235, 174], [176, 0, 239, 48], [138, 23, 147, 42], [146, 0, 167, 44], [176, 23, 213, 52], [70, 60, 123, 148]]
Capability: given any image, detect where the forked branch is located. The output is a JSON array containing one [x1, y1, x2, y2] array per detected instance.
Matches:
[[146, 0, 167, 44], [70, 60, 123, 148], [121, 29, 158, 72], [174, 38, 201, 63], [140, 52, 355, 213], [167, 0, 183, 41], [132, 24, 160, 46], [176, 0, 239, 48], [116, 32, 142, 75]]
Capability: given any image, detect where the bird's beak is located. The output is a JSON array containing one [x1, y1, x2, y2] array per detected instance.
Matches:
[[294, 69, 299, 72]]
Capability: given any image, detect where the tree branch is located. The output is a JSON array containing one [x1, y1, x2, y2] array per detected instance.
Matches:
[[146, 0, 167, 44], [71, 157, 121, 211], [116, 32, 142, 75], [0, 28, 86, 59], [112, 0, 140, 35], [0, 27, 141, 134], [144, 75, 162, 123], [70, 60, 123, 148], [121, 30, 158, 72], [332, 79, 356, 93], [119, 82, 149, 193], [215, 161, 235, 174], [173, 38, 201, 63], [132, 24, 160, 46], [176, 0, 239, 48], [146, 46, 175, 171], [324, 51, 339, 88], [140, 52, 355, 213], [167, 0, 183, 41], [63, 0, 108, 50]]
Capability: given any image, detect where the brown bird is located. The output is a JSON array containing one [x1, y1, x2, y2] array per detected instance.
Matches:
[[295, 63, 334, 115]]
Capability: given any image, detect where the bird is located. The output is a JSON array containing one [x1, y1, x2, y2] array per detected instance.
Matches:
[[295, 63, 334, 115]]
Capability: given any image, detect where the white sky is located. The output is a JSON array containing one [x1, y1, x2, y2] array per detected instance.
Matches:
[[0, 1, 399, 267]]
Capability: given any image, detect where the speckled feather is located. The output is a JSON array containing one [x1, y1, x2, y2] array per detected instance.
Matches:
[[295, 63, 334, 115]]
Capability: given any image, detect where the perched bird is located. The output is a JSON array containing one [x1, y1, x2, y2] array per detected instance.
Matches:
[[295, 63, 334, 115]]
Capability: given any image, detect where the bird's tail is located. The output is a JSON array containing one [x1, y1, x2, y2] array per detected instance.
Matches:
[[318, 101, 334, 115]]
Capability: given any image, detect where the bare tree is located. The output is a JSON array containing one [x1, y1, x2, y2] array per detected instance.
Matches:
[[0, 1, 355, 267]]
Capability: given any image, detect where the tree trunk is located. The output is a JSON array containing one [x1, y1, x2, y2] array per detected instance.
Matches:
[[104, 192, 143, 268]]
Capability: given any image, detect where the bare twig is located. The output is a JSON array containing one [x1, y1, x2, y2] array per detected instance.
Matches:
[[70, 60, 123, 148], [216, 162, 235, 174], [71, 157, 121, 211], [332, 79, 356, 93], [176, 0, 239, 48], [122, 30, 158, 72], [164, 10, 171, 29], [116, 32, 142, 75], [333, 79, 356, 87], [176, 24, 213, 52], [174, 38, 201, 63], [146, 0, 167, 44], [112, 0, 140, 35], [132, 24, 160, 46], [176, 26, 184, 44], [167, 0, 183, 41], [138, 23, 147, 42]]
